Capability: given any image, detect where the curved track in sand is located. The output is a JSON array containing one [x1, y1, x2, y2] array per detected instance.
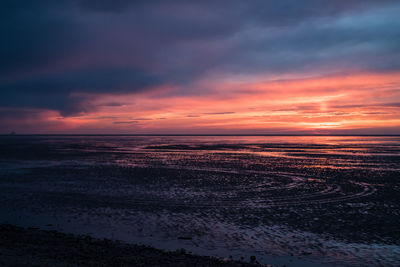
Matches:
[[122, 167, 376, 209]]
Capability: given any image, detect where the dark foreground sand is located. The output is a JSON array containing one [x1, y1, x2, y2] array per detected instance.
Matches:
[[0, 224, 267, 267]]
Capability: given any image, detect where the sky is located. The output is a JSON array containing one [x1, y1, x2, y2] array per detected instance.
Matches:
[[1, 0, 400, 134]]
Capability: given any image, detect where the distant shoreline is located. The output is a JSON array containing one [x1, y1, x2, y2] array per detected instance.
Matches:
[[1, 134, 399, 137]]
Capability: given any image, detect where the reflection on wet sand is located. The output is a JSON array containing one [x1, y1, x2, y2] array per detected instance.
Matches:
[[0, 136, 399, 266]]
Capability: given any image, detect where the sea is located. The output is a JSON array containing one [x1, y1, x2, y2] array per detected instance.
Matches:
[[0, 135, 399, 266]]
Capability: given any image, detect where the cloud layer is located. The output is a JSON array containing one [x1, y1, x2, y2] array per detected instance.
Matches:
[[1, 0, 399, 133]]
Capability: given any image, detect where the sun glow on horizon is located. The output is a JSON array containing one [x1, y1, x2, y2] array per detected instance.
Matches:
[[6, 71, 396, 134]]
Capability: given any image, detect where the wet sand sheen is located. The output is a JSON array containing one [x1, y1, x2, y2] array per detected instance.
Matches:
[[0, 135, 399, 266]]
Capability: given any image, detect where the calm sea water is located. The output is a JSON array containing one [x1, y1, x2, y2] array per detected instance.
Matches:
[[0, 136, 399, 266]]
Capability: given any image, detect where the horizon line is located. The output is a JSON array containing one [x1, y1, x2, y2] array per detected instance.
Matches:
[[1, 134, 399, 137]]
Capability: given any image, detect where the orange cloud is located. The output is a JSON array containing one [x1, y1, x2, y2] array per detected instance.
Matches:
[[10, 71, 400, 134]]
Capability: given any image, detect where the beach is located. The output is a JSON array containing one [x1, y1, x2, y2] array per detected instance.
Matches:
[[0, 135, 399, 266], [0, 224, 264, 266]]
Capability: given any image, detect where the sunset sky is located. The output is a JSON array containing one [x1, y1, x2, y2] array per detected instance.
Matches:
[[1, 0, 400, 134]]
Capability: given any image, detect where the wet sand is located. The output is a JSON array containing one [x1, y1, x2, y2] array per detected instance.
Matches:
[[0, 224, 265, 266], [0, 135, 399, 266]]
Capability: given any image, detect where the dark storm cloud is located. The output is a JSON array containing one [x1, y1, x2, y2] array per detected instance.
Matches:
[[0, 67, 163, 115], [0, 1, 80, 78], [102, 102, 127, 107], [78, 0, 137, 13], [222, 4, 400, 74], [1, 0, 399, 116]]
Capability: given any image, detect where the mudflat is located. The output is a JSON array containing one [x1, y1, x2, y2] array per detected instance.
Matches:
[[0, 135, 399, 266], [0, 224, 262, 266]]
